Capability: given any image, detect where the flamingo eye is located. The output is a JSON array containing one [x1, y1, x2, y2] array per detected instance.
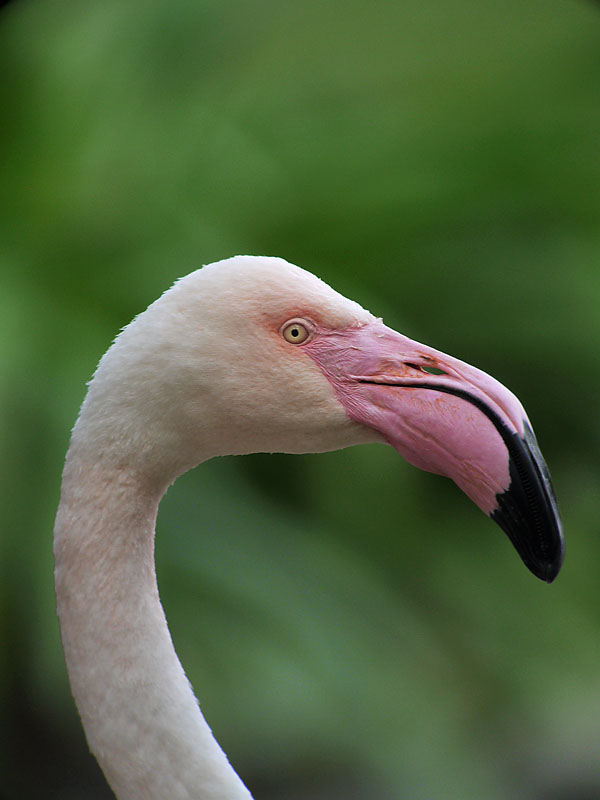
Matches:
[[281, 320, 310, 344]]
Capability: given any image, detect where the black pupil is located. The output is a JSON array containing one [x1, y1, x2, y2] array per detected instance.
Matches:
[[291, 328, 299, 337]]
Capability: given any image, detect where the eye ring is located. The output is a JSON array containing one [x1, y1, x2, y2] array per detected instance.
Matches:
[[281, 319, 311, 345]]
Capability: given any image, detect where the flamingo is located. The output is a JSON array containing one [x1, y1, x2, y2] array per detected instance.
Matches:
[[54, 255, 564, 800]]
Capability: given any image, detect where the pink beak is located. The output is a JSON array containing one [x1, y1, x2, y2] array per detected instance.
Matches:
[[305, 320, 564, 583]]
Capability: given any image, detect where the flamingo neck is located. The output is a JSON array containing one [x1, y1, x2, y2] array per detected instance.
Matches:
[[54, 450, 253, 800]]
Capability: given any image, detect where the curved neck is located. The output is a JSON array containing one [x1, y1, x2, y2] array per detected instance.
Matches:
[[54, 451, 252, 800]]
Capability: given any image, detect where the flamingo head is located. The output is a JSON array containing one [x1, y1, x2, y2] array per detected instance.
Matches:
[[81, 255, 564, 582]]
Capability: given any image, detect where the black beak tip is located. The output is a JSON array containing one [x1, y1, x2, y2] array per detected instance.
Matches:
[[528, 538, 565, 584], [491, 424, 564, 584], [491, 488, 565, 584], [543, 561, 563, 585]]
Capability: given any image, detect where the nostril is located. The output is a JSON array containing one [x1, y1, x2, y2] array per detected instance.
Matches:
[[422, 365, 447, 375], [406, 362, 447, 376]]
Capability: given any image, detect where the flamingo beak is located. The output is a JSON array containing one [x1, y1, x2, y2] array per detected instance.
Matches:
[[305, 320, 564, 583]]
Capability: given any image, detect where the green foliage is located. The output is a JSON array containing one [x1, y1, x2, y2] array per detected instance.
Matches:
[[1, 0, 599, 797]]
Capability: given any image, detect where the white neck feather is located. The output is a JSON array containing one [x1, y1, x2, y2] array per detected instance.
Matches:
[[54, 451, 253, 800]]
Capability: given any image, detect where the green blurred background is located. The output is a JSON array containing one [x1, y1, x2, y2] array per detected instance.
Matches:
[[1, 0, 599, 797]]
